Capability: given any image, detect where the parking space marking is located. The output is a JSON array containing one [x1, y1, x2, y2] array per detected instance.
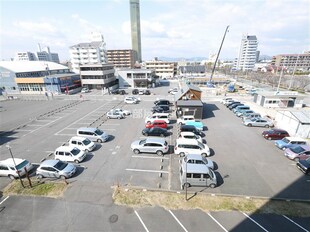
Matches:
[[132, 155, 169, 160], [282, 215, 309, 232], [55, 133, 76, 136], [26, 124, 45, 127], [103, 123, 120, 126], [126, 168, 169, 174], [0, 196, 9, 205], [74, 123, 91, 125], [134, 210, 149, 232], [242, 212, 269, 232], [15, 129, 32, 132], [207, 213, 228, 232], [168, 210, 188, 232]]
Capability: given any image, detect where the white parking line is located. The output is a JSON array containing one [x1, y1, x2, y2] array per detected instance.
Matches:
[[26, 124, 44, 127], [0, 196, 9, 205], [134, 210, 149, 232], [54, 133, 76, 136], [74, 123, 91, 125], [282, 215, 309, 232], [126, 168, 169, 174], [103, 123, 120, 126], [132, 155, 169, 160], [242, 212, 269, 232], [15, 129, 32, 132], [169, 210, 188, 232], [207, 213, 228, 232]]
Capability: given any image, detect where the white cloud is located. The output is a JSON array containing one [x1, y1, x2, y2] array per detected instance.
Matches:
[[13, 21, 57, 34]]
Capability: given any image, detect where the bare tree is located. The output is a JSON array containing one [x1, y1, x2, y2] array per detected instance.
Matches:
[[296, 75, 310, 91]]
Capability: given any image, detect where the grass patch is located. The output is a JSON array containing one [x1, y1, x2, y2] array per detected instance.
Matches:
[[112, 187, 310, 217], [3, 178, 68, 198]]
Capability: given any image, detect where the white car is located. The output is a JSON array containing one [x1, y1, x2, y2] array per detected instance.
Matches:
[[178, 131, 203, 144], [170, 89, 178, 95], [124, 96, 138, 104], [220, 97, 233, 104], [180, 154, 214, 169], [113, 108, 131, 116], [177, 115, 195, 125], [0, 158, 34, 179], [145, 113, 170, 124], [69, 136, 96, 152], [81, 87, 90, 93], [54, 146, 87, 163]]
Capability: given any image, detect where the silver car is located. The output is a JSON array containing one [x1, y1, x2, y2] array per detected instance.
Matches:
[[243, 117, 274, 128], [36, 160, 76, 179], [131, 138, 169, 156], [107, 110, 124, 119]]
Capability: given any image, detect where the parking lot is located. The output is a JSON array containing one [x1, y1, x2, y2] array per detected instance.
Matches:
[[0, 83, 310, 231]]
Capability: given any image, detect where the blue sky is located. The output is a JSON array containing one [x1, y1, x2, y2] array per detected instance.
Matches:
[[0, 0, 309, 62]]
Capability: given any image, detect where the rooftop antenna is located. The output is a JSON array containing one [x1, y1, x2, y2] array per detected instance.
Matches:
[[210, 25, 230, 83]]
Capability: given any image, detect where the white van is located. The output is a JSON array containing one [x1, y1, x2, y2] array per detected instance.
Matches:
[[69, 136, 96, 152], [77, 127, 109, 143], [145, 113, 170, 124], [175, 138, 211, 157], [178, 131, 203, 144], [179, 162, 217, 189], [180, 153, 214, 169], [55, 146, 86, 163], [0, 158, 33, 179]]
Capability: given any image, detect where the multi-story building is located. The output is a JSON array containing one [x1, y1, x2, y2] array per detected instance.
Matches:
[[130, 0, 142, 63], [234, 35, 258, 71], [14, 45, 60, 63], [69, 33, 107, 74], [271, 51, 310, 72], [144, 58, 177, 78], [0, 61, 80, 94], [79, 64, 117, 90], [116, 68, 157, 89], [107, 49, 136, 68]]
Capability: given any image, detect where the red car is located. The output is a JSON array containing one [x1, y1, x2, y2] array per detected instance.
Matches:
[[262, 129, 289, 140], [145, 120, 167, 129]]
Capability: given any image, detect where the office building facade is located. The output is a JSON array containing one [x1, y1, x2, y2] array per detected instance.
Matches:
[[145, 59, 177, 78], [271, 52, 310, 72], [130, 0, 142, 63], [14, 45, 60, 63]]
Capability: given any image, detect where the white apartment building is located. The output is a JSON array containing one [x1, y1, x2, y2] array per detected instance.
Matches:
[[234, 35, 258, 71], [69, 33, 107, 74], [116, 68, 156, 89], [144, 58, 177, 78], [14, 45, 60, 63]]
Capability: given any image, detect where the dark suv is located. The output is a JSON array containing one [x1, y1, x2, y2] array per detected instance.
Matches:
[[154, 99, 171, 106], [179, 125, 202, 136], [132, 89, 139, 95], [262, 129, 289, 140], [111, 89, 126, 95]]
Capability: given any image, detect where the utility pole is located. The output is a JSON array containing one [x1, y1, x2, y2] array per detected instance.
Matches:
[[210, 25, 230, 83], [6, 145, 25, 188]]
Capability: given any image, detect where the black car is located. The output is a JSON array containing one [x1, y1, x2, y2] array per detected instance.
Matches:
[[296, 158, 310, 174], [142, 127, 169, 137], [179, 125, 202, 136], [226, 101, 240, 108], [152, 105, 170, 113], [111, 89, 126, 95], [229, 103, 243, 110], [154, 99, 171, 106], [132, 89, 139, 95], [144, 90, 151, 95]]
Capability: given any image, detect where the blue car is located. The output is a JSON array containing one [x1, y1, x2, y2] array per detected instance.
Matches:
[[185, 120, 204, 131], [275, 137, 307, 150]]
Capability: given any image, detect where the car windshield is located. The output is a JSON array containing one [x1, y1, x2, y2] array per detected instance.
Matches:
[[95, 129, 103, 135], [209, 169, 214, 179], [54, 161, 68, 170], [139, 139, 146, 145], [15, 160, 29, 170], [305, 158, 310, 163], [282, 138, 290, 143], [198, 141, 204, 148], [202, 156, 208, 164], [82, 138, 91, 145], [71, 147, 81, 156], [290, 146, 305, 154]]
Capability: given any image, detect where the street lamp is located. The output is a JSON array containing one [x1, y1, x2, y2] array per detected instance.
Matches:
[[6, 144, 25, 188]]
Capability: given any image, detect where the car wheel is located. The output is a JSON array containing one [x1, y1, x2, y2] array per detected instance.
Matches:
[[160, 134, 164, 137], [133, 149, 140, 154], [248, 123, 252, 127], [156, 150, 163, 156], [268, 137, 272, 140], [74, 160, 79, 164], [8, 174, 15, 180], [145, 133, 149, 136], [60, 175, 67, 180], [183, 183, 190, 189], [210, 183, 216, 188], [36, 174, 43, 179], [107, 116, 110, 119], [85, 149, 89, 153], [282, 147, 286, 151], [97, 139, 103, 143], [202, 153, 208, 157], [265, 125, 269, 128], [147, 121, 151, 124], [294, 157, 300, 162], [179, 152, 185, 157], [118, 117, 121, 119]]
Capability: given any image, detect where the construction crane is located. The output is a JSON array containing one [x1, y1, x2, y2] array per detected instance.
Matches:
[[209, 25, 230, 83]]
